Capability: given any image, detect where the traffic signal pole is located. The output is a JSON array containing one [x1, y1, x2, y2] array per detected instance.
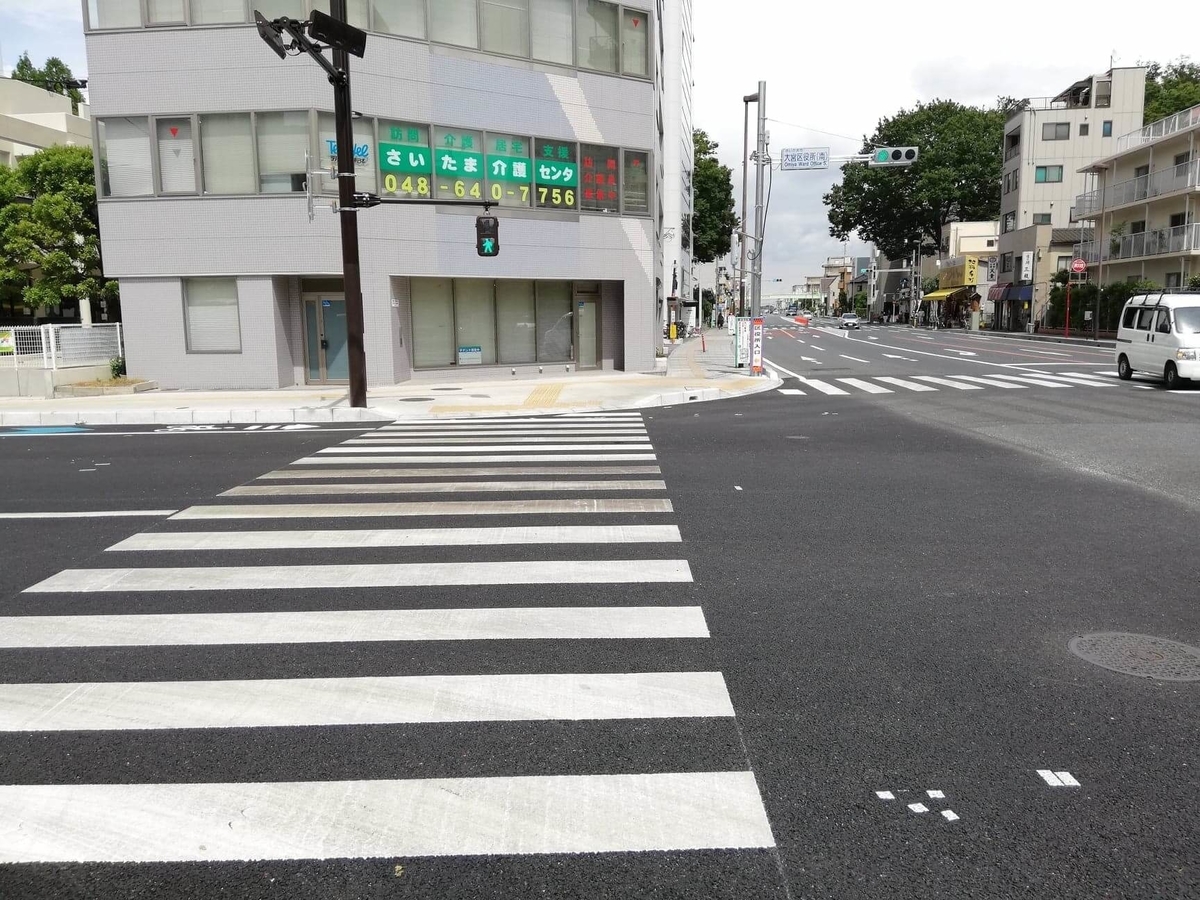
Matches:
[[751, 81, 767, 320], [329, 0, 367, 408], [739, 91, 757, 318]]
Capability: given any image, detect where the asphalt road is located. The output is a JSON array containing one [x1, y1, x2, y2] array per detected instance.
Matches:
[[1, 390, 1198, 899]]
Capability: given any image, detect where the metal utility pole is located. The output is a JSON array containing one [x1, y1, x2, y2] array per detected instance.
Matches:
[[739, 90, 757, 318], [751, 80, 767, 320], [329, 0, 367, 408]]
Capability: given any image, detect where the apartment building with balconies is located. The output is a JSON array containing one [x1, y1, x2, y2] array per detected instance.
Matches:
[[1074, 102, 1200, 288], [996, 66, 1145, 328]]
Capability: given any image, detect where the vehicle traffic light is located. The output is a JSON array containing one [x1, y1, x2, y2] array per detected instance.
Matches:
[[868, 147, 919, 167], [476, 215, 499, 257]]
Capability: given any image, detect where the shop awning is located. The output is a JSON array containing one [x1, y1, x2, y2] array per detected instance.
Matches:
[[988, 283, 1012, 302], [988, 283, 1034, 303], [923, 286, 970, 302]]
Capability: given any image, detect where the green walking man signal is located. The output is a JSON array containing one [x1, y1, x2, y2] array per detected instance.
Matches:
[[476, 215, 500, 257]]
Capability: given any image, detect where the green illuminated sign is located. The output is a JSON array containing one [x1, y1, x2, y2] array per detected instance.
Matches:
[[435, 148, 484, 178], [379, 143, 432, 174]]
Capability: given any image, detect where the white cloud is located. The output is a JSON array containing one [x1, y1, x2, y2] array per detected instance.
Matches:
[[0, 0, 83, 30]]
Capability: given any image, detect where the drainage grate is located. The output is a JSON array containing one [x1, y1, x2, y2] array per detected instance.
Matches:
[[1068, 633, 1200, 682]]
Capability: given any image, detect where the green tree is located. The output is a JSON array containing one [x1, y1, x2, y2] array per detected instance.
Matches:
[[12, 52, 85, 115], [0, 145, 116, 314], [852, 290, 869, 315], [824, 100, 1006, 262], [692, 129, 737, 264], [922, 276, 940, 294], [1143, 59, 1200, 124]]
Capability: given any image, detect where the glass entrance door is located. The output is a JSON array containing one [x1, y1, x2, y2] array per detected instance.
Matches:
[[302, 295, 348, 383], [573, 286, 599, 369]]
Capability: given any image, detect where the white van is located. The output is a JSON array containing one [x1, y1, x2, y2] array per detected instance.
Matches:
[[1115, 293, 1200, 388]]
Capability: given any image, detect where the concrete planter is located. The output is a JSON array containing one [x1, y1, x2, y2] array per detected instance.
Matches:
[[55, 380, 158, 398]]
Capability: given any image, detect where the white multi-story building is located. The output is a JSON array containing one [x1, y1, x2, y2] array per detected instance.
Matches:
[[996, 67, 1145, 328], [660, 0, 694, 327], [83, 0, 664, 389], [0, 77, 92, 169], [1075, 102, 1200, 287]]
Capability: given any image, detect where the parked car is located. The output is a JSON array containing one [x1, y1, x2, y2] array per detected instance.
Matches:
[[1115, 292, 1200, 388], [839, 312, 861, 330]]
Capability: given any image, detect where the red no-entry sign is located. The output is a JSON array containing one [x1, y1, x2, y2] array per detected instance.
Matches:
[[1070, 258, 1087, 274]]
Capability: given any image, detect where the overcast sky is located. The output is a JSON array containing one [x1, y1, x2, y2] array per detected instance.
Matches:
[[2, 0, 1195, 288]]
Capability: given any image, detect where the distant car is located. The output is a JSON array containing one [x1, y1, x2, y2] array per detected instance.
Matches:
[[839, 313, 861, 330]]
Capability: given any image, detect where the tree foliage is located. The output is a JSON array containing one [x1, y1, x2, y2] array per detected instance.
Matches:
[[0, 145, 116, 312], [1143, 59, 1200, 124], [824, 100, 1006, 261], [12, 52, 84, 115], [692, 129, 737, 264]]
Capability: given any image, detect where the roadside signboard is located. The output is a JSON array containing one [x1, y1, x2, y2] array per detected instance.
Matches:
[[751, 318, 764, 373], [780, 147, 830, 171], [1070, 258, 1087, 274], [736, 317, 751, 367], [0, 329, 13, 356]]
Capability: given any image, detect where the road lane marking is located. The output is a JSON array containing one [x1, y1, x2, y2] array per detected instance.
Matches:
[[840, 355, 870, 363], [109, 524, 683, 551], [942, 810, 960, 822], [221, 480, 668, 497], [291, 454, 659, 464], [927, 790, 945, 799], [258, 466, 662, 478], [875, 377, 937, 392], [362, 429, 649, 437], [319, 444, 652, 454], [777, 388, 805, 395], [0, 510, 177, 519], [172, 498, 673, 519], [875, 791, 894, 800], [809, 344, 825, 351], [0, 771, 775, 862], [912, 376, 983, 390], [800, 379, 850, 396], [1037, 770, 1081, 787], [26, 559, 693, 592], [836, 378, 891, 394], [907, 803, 928, 813], [882, 353, 917, 361], [0, 605, 706, 648], [987, 374, 1071, 388], [948, 375, 1027, 389], [348, 436, 652, 445]]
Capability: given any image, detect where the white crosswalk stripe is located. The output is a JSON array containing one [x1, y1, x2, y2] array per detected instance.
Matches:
[[770, 370, 1138, 399], [836, 378, 891, 394], [949, 374, 1028, 388], [987, 373, 1071, 388], [0, 412, 774, 868], [912, 376, 983, 390], [801, 378, 850, 395], [874, 376, 938, 392]]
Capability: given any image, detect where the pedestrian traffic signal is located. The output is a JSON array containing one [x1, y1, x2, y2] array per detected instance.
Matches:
[[476, 215, 499, 257], [868, 147, 919, 167]]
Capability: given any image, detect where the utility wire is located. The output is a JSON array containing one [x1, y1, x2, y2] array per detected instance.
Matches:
[[765, 117, 862, 145]]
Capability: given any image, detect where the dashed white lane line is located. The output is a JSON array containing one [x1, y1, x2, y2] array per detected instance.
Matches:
[[0, 510, 177, 519], [1037, 770, 1081, 787], [907, 803, 928, 813], [876, 791, 895, 800], [926, 790, 945, 799], [840, 355, 870, 364], [942, 810, 960, 822], [777, 388, 805, 396]]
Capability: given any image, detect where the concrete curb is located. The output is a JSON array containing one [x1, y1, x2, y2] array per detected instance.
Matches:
[[973, 331, 1115, 349]]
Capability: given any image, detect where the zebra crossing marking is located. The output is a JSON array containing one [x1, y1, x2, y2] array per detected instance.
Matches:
[[912, 376, 983, 390], [987, 373, 1071, 388], [874, 376, 937, 392], [291, 454, 659, 464], [257, 466, 663, 479], [221, 480, 668, 497], [169, 498, 673, 519], [801, 379, 850, 396], [318, 444, 652, 454], [0, 605, 705, 648], [836, 378, 891, 394], [948, 374, 1028, 388], [25, 559, 694, 593]]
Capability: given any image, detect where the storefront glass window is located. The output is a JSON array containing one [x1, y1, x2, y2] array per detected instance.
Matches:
[[411, 278, 455, 367], [580, 144, 619, 212], [484, 132, 533, 206], [433, 127, 484, 202], [496, 280, 537, 363], [431, 0, 478, 47], [534, 138, 578, 209], [536, 281, 573, 361], [531, 0, 573, 65], [576, 0, 618, 72], [200, 113, 255, 195], [156, 118, 196, 193], [622, 149, 649, 214], [318, 113, 376, 194], [256, 111, 309, 193], [373, 0, 426, 37], [482, 0, 529, 57], [379, 121, 432, 199], [454, 279, 497, 366], [99, 118, 154, 197]]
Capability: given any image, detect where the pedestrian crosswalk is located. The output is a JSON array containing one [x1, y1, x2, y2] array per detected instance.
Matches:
[[774, 370, 1119, 398], [0, 412, 775, 869]]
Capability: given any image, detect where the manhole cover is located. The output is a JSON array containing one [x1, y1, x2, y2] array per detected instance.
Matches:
[[1068, 633, 1200, 681], [397, 397, 434, 403]]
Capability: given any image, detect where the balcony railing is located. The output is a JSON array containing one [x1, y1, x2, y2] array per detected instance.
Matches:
[[1077, 223, 1200, 264], [1004, 144, 1021, 161], [1115, 103, 1200, 152], [1074, 159, 1200, 218]]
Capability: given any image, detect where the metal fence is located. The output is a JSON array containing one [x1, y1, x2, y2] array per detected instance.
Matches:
[[0, 323, 123, 370]]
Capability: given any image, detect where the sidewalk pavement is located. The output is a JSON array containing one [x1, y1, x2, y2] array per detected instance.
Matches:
[[0, 330, 776, 425]]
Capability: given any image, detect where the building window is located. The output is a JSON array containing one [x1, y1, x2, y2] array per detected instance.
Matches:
[[1056, 255, 1072, 271], [531, 0, 574, 64], [1002, 211, 1016, 233], [1130, 220, 1146, 234], [98, 118, 154, 197], [379, 120, 432, 199], [1175, 151, 1192, 168], [496, 280, 537, 363], [147, 0, 186, 24], [1102, 120, 1113, 137], [318, 112, 377, 195], [481, 0, 530, 57], [411, 278, 455, 367], [1033, 213, 1052, 225], [621, 7, 648, 76], [484, 132, 533, 206], [986, 239, 996, 248], [155, 117, 196, 194], [536, 281, 573, 361], [310, 0, 370, 28], [183, 278, 241, 353], [622, 149, 649, 214], [455, 278, 497, 365], [1042, 122, 1070, 141], [434, 126, 485, 200], [580, 144, 619, 212], [87, 0, 142, 28], [1170, 212, 1188, 228], [256, 0, 305, 18], [577, 0, 619, 73], [372, 0, 426, 38], [1012, 169, 1019, 191], [255, 111, 309, 193], [1166, 272, 1182, 288], [431, 0, 479, 48], [534, 138, 578, 209], [200, 113, 255, 195], [1035, 165, 1063, 183], [190, 0, 247, 24], [1000, 252, 1013, 273], [1095, 81, 1112, 108], [1079, 123, 1089, 136], [1003, 173, 1010, 194]]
